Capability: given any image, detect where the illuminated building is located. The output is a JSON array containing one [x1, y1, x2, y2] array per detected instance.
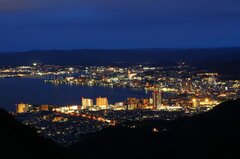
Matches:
[[82, 97, 94, 108], [141, 98, 149, 109], [41, 104, 49, 111], [192, 98, 200, 107], [152, 85, 162, 110], [54, 105, 79, 113], [113, 102, 125, 110], [127, 98, 139, 110], [142, 98, 149, 105], [96, 97, 108, 107], [16, 103, 29, 113], [149, 98, 154, 105]]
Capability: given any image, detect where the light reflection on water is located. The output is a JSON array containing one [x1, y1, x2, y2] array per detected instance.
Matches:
[[0, 78, 149, 111]]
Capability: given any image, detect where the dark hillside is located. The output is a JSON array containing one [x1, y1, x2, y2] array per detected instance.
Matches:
[[0, 109, 71, 159], [0, 99, 240, 159], [70, 99, 240, 159]]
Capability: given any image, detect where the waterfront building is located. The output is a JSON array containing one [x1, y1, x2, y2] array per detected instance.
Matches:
[[96, 97, 108, 107], [127, 98, 140, 110], [152, 85, 162, 110], [16, 103, 29, 113], [82, 97, 94, 108]]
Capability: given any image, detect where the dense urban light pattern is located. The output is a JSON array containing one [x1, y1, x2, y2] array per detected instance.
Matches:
[[2, 62, 238, 145]]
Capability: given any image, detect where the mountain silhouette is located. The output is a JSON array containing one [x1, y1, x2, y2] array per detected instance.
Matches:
[[1, 48, 240, 66], [0, 109, 71, 159], [1, 48, 240, 78]]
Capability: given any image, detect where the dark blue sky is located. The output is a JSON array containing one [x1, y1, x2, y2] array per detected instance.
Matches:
[[0, 0, 240, 52]]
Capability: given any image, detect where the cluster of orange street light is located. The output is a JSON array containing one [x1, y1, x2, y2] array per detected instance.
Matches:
[[55, 111, 116, 126]]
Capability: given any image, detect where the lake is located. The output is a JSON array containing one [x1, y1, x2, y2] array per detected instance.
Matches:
[[0, 78, 149, 111]]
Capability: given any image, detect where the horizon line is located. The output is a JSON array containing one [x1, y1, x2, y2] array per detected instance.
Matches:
[[1, 46, 240, 54]]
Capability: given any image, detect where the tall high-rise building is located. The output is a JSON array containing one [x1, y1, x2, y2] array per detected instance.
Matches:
[[82, 97, 93, 107], [96, 97, 108, 107], [16, 103, 29, 113], [152, 85, 162, 110]]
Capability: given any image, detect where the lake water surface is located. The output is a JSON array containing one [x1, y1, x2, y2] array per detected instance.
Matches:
[[0, 78, 149, 111]]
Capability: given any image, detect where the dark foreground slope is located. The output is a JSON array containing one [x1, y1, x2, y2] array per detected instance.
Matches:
[[70, 99, 240, 159], [0, 99, 240, 159], [0, 109, 71, 159]]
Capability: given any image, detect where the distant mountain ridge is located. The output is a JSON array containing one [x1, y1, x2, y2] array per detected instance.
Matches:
[[0, 47, 240, 66]]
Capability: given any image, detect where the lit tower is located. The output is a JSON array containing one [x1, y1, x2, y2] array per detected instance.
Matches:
[[152, 84, 162, 110], [16, 103, 29, 113]]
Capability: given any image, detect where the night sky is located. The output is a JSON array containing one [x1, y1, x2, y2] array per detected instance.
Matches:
[[0, 0, 240, 52]]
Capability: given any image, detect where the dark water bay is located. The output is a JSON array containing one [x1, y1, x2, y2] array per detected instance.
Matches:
[[0, 78, 149, 111]]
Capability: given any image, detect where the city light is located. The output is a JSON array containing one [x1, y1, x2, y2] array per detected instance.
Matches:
[[3, 62, 239, 146], [205, 98, 209, 102]]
